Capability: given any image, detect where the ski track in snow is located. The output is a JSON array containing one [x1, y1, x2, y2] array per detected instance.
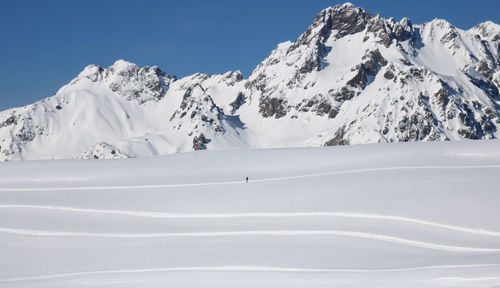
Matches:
[[1, 164, 499, 192], [2, 143, 500, 287], [1, 264, 499, 283], [1, 205, 500, 237], [1, 227, 499, 253]]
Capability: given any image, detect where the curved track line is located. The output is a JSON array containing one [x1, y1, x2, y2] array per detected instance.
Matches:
[[427, 276, 499, 282], [2, 205, 500, 237], [1, 264, 499, 283], [0, 164, 499, 192], [0, 227, 498, 252]]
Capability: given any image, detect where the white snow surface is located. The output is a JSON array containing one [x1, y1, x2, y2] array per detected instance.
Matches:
[[1, 139, 500, 287]]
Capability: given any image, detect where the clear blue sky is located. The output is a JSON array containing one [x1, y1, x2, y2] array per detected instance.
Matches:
[[1, 0, 499, 110]]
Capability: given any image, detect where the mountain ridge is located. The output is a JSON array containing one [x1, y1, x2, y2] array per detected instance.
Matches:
[[1, 3, 499, 160]]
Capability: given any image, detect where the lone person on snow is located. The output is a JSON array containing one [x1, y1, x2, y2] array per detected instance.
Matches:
[[245, 177, 248, 183]]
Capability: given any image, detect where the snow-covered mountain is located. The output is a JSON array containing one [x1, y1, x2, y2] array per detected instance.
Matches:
[[1, 2, 499, 160]]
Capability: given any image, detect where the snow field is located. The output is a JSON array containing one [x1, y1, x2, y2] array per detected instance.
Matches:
[[1, 140, 500, 287]]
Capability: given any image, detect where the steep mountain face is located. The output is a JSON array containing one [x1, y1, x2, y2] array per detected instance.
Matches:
[[245, 3, 500, 145], [1, 2, 499, 160]]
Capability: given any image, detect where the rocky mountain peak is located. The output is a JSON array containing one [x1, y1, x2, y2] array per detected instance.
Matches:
[[471, 21, 500, 40], [290, 3, 418, 57], [106, 61, 171, 103], [109, 59, 138, 71], [78, 64, 104, 82], [70, 60, 172, 104], [328, 2, 372, 37], [297, 3, 372, 46], [392, 17, 414, 42], [423, 18, 456, 35]]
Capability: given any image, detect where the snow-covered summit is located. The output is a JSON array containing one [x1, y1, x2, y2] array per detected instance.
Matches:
[[470, 21, 500, 40], [0, 3, 499, 160], [68, 59, 172, 104]]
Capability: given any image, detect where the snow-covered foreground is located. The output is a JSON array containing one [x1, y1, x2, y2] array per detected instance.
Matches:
[[1, 140, 500, 287]]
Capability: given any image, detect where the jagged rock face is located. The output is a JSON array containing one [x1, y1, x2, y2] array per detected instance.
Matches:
[[322, 3, 372, 39], [325, 125, 349, 146], [259, 97, 288, 118], [192, 133, 209, 151], [0, 107, 48, 160], [75, 60, 173, 104], [0, 3, 500, 160], [170, 84, 226, 134], [229, 92, 245, 114], [167, 71, 246, 139], [347, 49, 388, 90]]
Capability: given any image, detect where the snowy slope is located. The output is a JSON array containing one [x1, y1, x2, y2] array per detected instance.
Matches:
[[1, 3, 499, 160], [0, 61, 248, 160], [1, 140, 500, 287]]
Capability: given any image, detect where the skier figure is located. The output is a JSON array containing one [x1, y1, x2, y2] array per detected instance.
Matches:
[[245, 177, 248, 183]]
